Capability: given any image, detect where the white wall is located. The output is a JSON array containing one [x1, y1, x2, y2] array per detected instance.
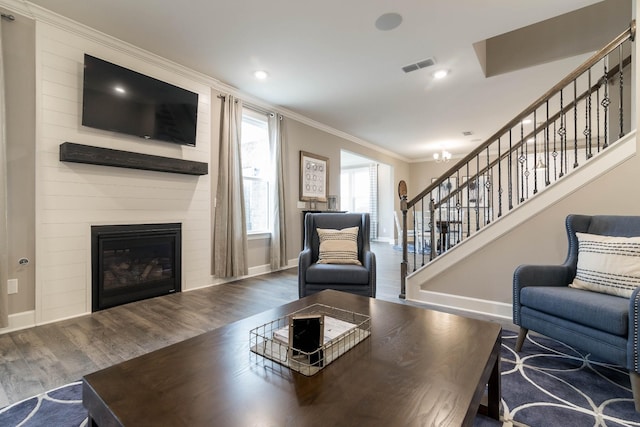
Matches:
[[34, 22, 212, 323]]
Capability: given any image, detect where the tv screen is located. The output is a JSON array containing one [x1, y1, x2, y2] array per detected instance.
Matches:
[[82, 54, 198, 146]]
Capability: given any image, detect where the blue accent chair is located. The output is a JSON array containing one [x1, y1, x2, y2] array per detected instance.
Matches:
[[513, 214, 640, 410], [299, 213, 376, 298]]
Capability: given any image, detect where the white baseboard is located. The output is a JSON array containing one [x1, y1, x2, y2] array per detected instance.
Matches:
[[409, 289, 512, 321], [0, 310, 36, 334], [189, 259, 298, 292], [2, 261, 300, 333], [374, 237, 394, 244]]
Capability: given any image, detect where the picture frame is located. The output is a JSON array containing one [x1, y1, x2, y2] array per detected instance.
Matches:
[[300, 151, 329, 203], [289, 313, 325, 367]]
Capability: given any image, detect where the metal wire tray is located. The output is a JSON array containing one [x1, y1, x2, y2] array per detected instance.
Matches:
[[249, 303, 371, 376]]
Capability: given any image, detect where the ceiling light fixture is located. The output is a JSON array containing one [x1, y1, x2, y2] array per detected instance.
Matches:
[[254, 70, 269, 80], [433, 150, 452, 163], [114, 86, 126, 94], [434, 70, 448, 79]]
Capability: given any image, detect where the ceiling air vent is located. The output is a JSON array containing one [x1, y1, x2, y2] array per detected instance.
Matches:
[[402, 57, 436, 73]]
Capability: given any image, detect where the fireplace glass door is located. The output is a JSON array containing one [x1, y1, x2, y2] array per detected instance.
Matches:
[[92, 223, 181, 311]]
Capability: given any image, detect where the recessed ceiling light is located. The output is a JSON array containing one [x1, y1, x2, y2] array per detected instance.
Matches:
[[434, 70, 448, 79], [254, 70, 269, 80], [114, 86, 126, 94], [375, 12, 403, 31]]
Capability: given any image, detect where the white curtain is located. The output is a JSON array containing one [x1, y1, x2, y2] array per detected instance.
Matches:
[[0, 20, 8, 327], [268, 114, 287, 270], [213, 95, 248, 278]]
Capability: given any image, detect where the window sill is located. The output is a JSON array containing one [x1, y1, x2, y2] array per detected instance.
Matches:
[[248, 232, 271, 241]]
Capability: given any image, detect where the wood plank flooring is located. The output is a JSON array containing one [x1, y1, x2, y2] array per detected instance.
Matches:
[[0, 242, 513, 408]]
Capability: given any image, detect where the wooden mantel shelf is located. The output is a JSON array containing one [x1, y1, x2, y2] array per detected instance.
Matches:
[[59, 142, 208, 176]]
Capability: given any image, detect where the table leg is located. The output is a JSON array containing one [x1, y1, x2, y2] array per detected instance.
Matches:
[[487, 342, 501, 420]]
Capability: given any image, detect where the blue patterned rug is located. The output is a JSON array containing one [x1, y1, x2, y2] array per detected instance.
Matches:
[[0, 381, 86, 426], [392, 243, 431, 254], [475, 330, 640, 426], [2, 330, 640, 426]]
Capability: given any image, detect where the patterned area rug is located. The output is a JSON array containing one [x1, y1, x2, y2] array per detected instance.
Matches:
[[392, 243, 431, 254], [0, 381, 87, 426], [2, 331, 640, 426], [476, 330, 640, 426]]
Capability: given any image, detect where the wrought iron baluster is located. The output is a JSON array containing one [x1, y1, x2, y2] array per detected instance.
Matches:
[[558, 88, 566, 177], [416, 203, 421, 267], [596, 77, 601, 153], [573, 79, 579, 169], [602, 54, 609, 148], [552, 120, 558, 181], [545, 100, 550, 186], [519, 122, 525, 203], [485, 146, 491, 224], [585, 68, 593, 160], [497, 137, 503, 218], [465, 162, 471, 238], [533, 110, 538, 195], [475, 155, 480, 231], [619, 44, 624, 138], [508, 130, 513, 210]]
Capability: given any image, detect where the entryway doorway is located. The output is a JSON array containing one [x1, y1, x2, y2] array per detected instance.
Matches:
[[340, 151, 393, 243]]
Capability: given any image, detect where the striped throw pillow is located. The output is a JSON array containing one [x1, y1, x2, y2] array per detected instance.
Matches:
[[316, 226, 361, 265], [569, 232, 640, 298]]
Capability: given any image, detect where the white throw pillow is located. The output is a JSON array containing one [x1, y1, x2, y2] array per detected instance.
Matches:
[[569, 232, 640, 298], [316, 226, 361, 265]]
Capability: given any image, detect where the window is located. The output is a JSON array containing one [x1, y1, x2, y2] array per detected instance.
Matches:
[[340, 167, 371, 213], [241, 109, 270, 234]]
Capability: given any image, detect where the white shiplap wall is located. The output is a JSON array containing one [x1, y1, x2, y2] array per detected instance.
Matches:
[[35, 21, 212, 324]]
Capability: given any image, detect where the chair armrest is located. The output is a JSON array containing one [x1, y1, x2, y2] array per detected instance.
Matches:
[[513, 264, 574, 290], [363, 250, 376, 297], [513, 264, 573, 325], [298, 249, 313, 297], [628, 287, 640, 372]]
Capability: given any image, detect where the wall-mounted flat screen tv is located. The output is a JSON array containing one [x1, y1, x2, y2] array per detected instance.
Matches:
[[82, 54, 199, 146]]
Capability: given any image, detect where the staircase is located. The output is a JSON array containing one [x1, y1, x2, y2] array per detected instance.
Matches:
[[399, 22, 637, 318]]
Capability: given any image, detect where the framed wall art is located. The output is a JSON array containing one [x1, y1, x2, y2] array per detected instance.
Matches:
[[300, 151, 329, 203]]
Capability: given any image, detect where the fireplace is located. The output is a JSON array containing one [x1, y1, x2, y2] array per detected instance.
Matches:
[[91, 223, 182, 312]]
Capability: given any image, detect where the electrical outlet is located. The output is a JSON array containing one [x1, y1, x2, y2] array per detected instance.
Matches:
[[8, 279, 18, 294]]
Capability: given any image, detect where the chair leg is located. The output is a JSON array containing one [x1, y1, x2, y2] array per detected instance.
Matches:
[[630, 371, 640, 412], [515, 328, 528, 352]]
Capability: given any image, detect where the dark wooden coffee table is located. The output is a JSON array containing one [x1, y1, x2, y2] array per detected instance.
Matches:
[[83, 290, 501, 426]]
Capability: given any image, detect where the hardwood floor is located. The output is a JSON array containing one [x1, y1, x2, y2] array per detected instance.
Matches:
[[0, 242, 513, 408]]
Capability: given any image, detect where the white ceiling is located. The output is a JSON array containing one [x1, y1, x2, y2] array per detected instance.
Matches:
[[25, 0, 607, 160]]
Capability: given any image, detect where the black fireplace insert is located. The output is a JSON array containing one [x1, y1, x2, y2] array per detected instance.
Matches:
[[91, 223, 182, 311]]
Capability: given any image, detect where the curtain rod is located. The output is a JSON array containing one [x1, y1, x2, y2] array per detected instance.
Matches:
[[218, 94, 282, 119], [1, 13, 15, 21]]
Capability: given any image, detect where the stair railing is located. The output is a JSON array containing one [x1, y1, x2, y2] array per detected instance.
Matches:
[[399, 21, 635, 299]]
